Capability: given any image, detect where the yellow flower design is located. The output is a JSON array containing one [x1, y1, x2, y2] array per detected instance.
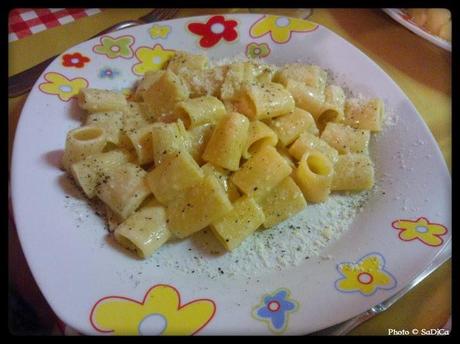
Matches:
[[392, 217, 448, 247], [335, 253, 396, 296], [149, 24, 171, 39], [90, 284, 216, 335], [132, 44, 176, 76], [250, 15, 318, 44], [39, 72, 88, 102]]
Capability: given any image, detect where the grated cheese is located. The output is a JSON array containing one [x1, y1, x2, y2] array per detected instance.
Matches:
[[61, 56, 403, 284], [149, 190, 372, 279]]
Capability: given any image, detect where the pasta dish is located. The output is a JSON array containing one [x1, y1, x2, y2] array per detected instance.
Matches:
[[61, 51, 384, 259]]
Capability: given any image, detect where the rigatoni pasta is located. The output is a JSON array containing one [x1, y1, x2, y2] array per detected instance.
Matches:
[[146, 151, 204, 205], [294, 151, 334, 203], [289, 131, 339, 164], [332, 153, 375, 191], [231, 145, 292, 200], [166, 175, 233, 238], [274, 63, 327, 92], [78, 88, 128, 113], [235, 82, 295, 120], [143, 70, 190, 120], [126, 124, 155, 165], [85, 111, 124, 145], [174, 95, 226, 129], [220, 62, 257, 100], [344, 98, 384, 132], [151, 120, 190, 166], [317, 85, 346, 129], [95, 162, 151, 219], [242, 120, 278, 159], [62, 126, 107, 171], [258, 177, 307, 228], [114, 201, 171, 258], [201, 163, 241, 202], [211, 196, 265, 251], [268, 107, 318, 146], [187, 123, 215, 164], [284, 79, 325, 118], [133, 70, 165, 101], [70, 149, 133, 198], [202, 112, 250, 171], [62, 50, 384, 257], [320, 122, 370, 155]]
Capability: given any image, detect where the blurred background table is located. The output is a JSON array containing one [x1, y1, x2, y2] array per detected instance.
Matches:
[[8, 8, 451, 335]]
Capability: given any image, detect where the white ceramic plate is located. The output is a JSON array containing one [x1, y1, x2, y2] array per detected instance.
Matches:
[[383, 8, 451, 52], [11, 14, 451, 335]]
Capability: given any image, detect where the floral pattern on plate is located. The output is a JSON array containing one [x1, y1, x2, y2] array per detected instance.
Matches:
[[392, 217, 448, 247], [187, 15, 238, 48], [93, 35, 135, 59], [252, 288, 298, 334], [335, 253, 397, 296], [90, 284, 216, 335], [250, 15, 318, 44], [245, 42, 271, 59], [61, 52, 90, 68], [98, 66, 120, 79], [132, 43, 176, 76], [38, 72, 88, 102], [149, 24, 171, 40]]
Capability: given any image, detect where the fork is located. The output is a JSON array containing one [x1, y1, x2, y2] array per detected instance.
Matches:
[[8, 8, 179, 98]]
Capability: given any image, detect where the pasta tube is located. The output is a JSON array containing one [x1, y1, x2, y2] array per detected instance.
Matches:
[[268, 107, 318, 146], [294, 150, 334, 203], [332, 154, 375, 191], [235, 82, 295, 120], [114, 201, 171, 258], [78, 88, 128, 113], [174, 95, 226, 129], [61, 126, 107, 171], [202, 112, 250, 171], [231, 145, 292, 200], [242, 120, 278, 159], [211, 196, 265, 251]]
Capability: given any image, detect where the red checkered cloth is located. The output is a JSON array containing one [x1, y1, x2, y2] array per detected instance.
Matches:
[[8, 8, 101, 42]]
